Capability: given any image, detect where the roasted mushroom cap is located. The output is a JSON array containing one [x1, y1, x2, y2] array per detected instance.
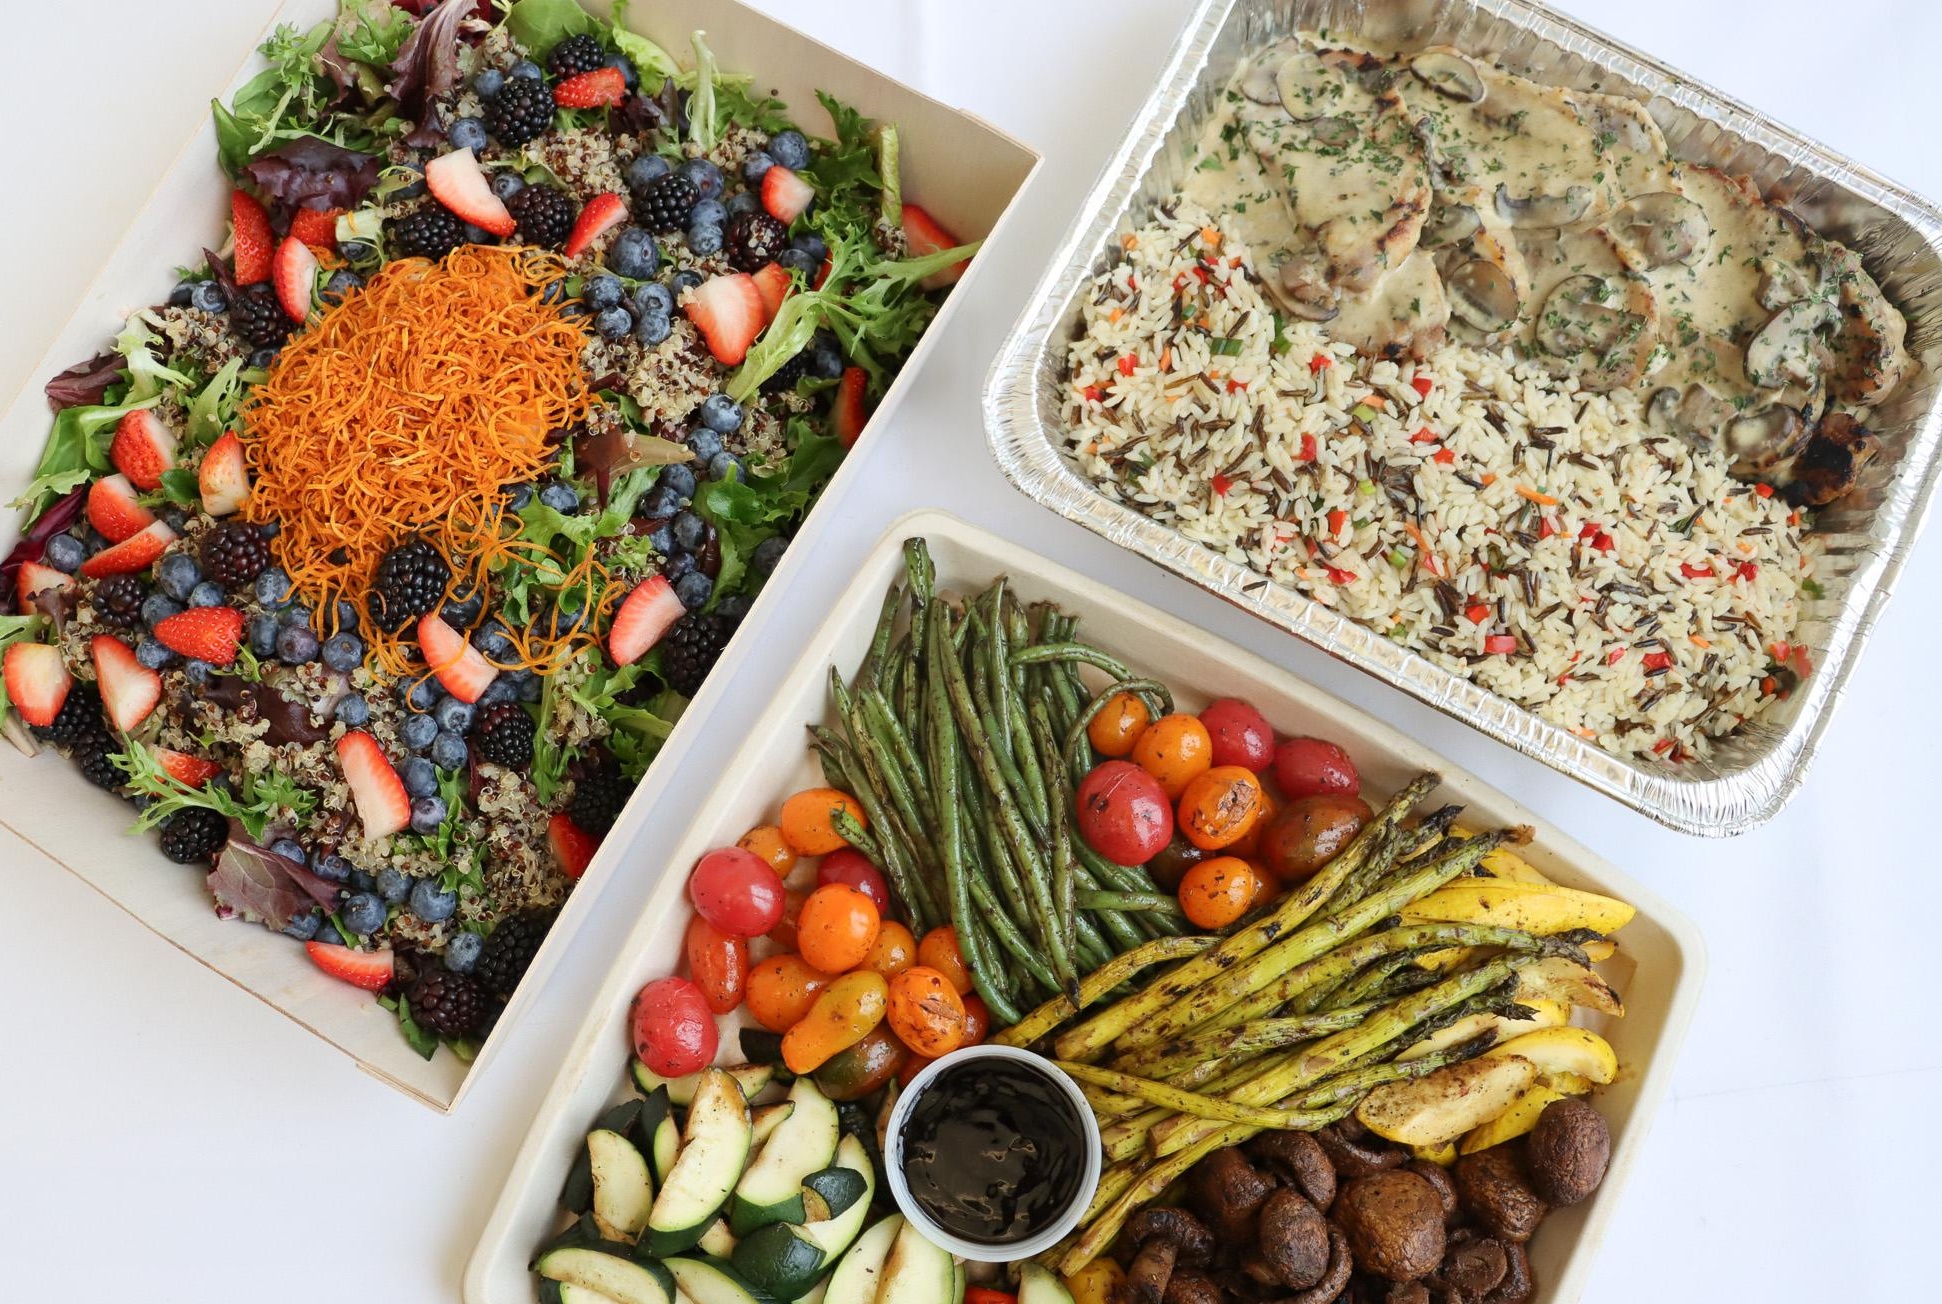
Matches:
[[1247, 1130, 1338, 1211], [1524, 1098, 1611, 1207], [1257, 1189, 1333, 1289], [1609, 192, 1710, 267], [1785, 410, 1882, 507], [1189, 1147, 1276, 1245], [1161, 1271, 1224, 1304], [1453, 1146, 1548, 1243], [1333, 1170, 1447, 1283], [1435, 1232, 1510, 1297], [1494, 183, 1594, 229], [1124, 1208, 1217, 1304]]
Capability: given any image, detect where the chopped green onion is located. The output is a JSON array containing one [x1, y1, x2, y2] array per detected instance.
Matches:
[[1358, 479, 1377, 496], [1207, 337, 1244, 356], [1351, 403, 1379, 423]]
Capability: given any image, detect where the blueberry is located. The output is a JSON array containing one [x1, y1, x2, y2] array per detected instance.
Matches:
[[408, 675, 445, 709], [791, 232, 829, 264], [509, 58, 543, 81], [725, 191, 760, 218], [168, 281, 196, 307], [633, 310, 671, 347], [741, 150, 776, 184], [188, 580, 224, 608], [661, 552, 697, 584], [283, 911, 322, 941], [603, 52, 638, 88], [432, 730, 468, 771], [375, 867, 411, 905], [670, 269, 703, 296], [539, 480, 581, 513], [448, 115, 488, 152], [409, 876, 458, 922], [41, 534, 83, 572], [660, 462, 697, 499], [673, 570, 714, 611], [400, 712, 438, 751], [647, 524, 674, 554], [777, 247, 818, 277], [322, 270, 362, 304], [699, 393, 744, 433], [143, 593, 182, 627], [157, 554, 201, 601], [335, 695, 371, 727], [190, 281, 228, 314], [135, 637, 176, 670], [606, 227, 660, 280], [254, 566, 292, 608], [633, 282, 673, 317], [716, 594, 754, 620], [474, 68, 506, 99], [806, 330, 844, 380], [517, 673, 541, 703], [390, 160, 427, 200], [642, 483, 683, 518], [472, 621, 513, 659], [691, 198, 728, 230], [312, 854, 352, 884], [400, 756, 438, 799], [503, 482, 535, 511], [183, 659, 213, 686], [341, 893, 386, 935], [434, 696, 475, 734], [751, 534, 788, 575], [410, 795, 448, 835], [280, 602, 312, 630], [476, 676, 517, 706], [441, 588, 484, 629], [249, 613, 279, 657], [671, 509, 707, 552], [444, 930, 483, 973], [490, 171, 526, 202], [686, 428, 724, 462], [708, 451, 745, 482], [340, 237, 378, 263], [687, 223, 724, 256], [544, 600, 586, 638], [624, 154, 670, 190], [464, 222, 495, 245], [595, 306, 634, 341], [322, 633, 363, 672], [248, 348, 280, 371], [678, 158, 725, 201], [346, 869, 376, 894], [768, 129, 810, 170], [276, 624, 319, 665], [270, 838, 307, 866], [585, 274, 625, 310]]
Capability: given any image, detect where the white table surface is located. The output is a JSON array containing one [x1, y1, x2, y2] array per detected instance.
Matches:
[[3, 1, 1938, 1299]]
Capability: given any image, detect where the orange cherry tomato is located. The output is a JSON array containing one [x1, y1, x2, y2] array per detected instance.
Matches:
[[960, 994, 991, 1046], [779, 787, 866, 856], [863, 920, 918, 978], [1245, 861, 1277, 907], [899, 1053, 935, 1086], [887, 965, 968, 1058], [1178, 856, 1261, 929], [1087, 691, 1151, 759], [1132, 713, 1213, 799], [766, 886, 809, 952], [682, 915, 749, 1015], [1178, 765, 1265, 851], [745, 953, 829, 1032], [737, 824, 798, 876], [797, 883, 883, 974], [781, 970, 889, 1074], [1228, 787, 1279, 860], [916, 926, 974, 995]]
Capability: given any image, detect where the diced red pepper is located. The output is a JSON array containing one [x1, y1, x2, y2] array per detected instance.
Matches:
[[1194, 265, 1210, 283], [1590, 530, 1615, 553], [1325, 566, 1358, 585], [1309, 353, 1332, 374], [1762, 675, 1779, 696], [1211, 474, 1232, 497], [1641, 651, 1673, 672], [1410, 428, 1439, 444], [1081, 385, 1102, 402], [1227, 378, 1248, 393], [1791, 644, 1814, 676], [1769, 640, 1791, 662], [1538, 516, 1558, 540], [1431, 447, 1456, 465], [1735, 561, 1759, 581], [1464, 603, 1491, 625], [1680, 562, 1715, 579], [1410, 376, 1434, 398], [1652, 738, 1676, 756], [1579, 522, 1601, 540], [1299, 432, 1318, 463], [1117, 354, 1137, 377], [1483, 634, 1518, 655], [1605, 647, 1625, 665], [1326, 509, 1348, 536], [1754, 482, 1774, 498]]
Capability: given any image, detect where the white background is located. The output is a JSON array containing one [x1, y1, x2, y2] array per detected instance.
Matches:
[[3, 1, 1939, 1299]]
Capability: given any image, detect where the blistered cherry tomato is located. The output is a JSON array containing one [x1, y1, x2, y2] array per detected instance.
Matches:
[[817, 848, 892, 914], [688, 846, 786, 937], [737, 824, 798, 875], [1258, 794, 1373, 884], [1087, 691, 1151, 759], [1145, 832, 1209, 891], [1177, 765, 1265, 851], [1076, 760, 1175, 867], [863, 920, 918, 978], [887, 965, 968, 1058], [1229, 786, 1278, 860], [1132, 713, 1214, 799], [797, 883, 882, 974], [1273, 736, 1361, 800], [965, 1288, 1019, 1304], [781, 970, 889, 1074], [812, 1023, 910, 1101], [631, 976, 718, 1076], [960, 994, 991, 1046], [683, 915, 750, 1015], [767, 886, 808, 951], [779, 787, 866, 856], [916, 926, 974, 995], [745, 953, 829, 1032], [1199, 698, 1275, 772], [1178, 857, 1262, 929]]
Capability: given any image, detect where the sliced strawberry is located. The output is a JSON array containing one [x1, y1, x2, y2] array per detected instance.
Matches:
[[154, 747, 221, 788], [87, 473, 156, 544], [417, 612, 498, 703], [833, 366, 870, 448], [92, 634, 161, 732], [752, 262, 792, 324], [110, 409, 178, 491], [425, 148, 517, 237], [231, 190, 274, 285], [16, 561, 76, 613], [684, 273, 766, 365], [902, 204, 970, 290], [152, 606, 245, 666], [548, 812, 600, 880], [272, 235, 319, 323], [288, 206, 343, 252], [80, 520, 176, 579], [815, 254, 834, 291], [2, 642, 72, 728], [199, 431, 251, 516], [760, 165, 816, 224], [554, 66, 627, 108], [607, 574, 686, 666], [306, 941, 395, 992], [336, 729, 410, 839], [564, 192, 628, 259]]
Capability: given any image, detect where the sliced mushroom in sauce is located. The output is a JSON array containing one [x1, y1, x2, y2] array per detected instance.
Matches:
[[1446, 258, 1522, 334], [1495, 183, 1595, 229], [1745, 297, 1836, 390], [1609, 192, 1710, 267], [1409, 48, 1487, 103]]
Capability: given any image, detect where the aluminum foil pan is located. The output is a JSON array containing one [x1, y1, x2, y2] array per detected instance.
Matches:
[[984, 0, 1942, 836]]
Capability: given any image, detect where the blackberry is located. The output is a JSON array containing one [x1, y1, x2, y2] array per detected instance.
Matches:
[[409, 968, 488, 1039], [659, 612, 739, 698], [506, 185, 576, 249], [567, 762, 629, 837], [73, 729, 123, 791], [33, 682, 105, 745], [724, 211, 788, 273], [474, 910, 554, 999], [487, 74, 555, 148], [762, 348, 809, 393], [390, 207, 467, 261], [633, 173, 698, 234], [471, 701, 536, 770], [200, 521, 271, 590], [231, 285, 291, 347], [159, 807, 229, 864], [548, 34, 606, 80], [368, 538, 451, 631], [93, 574, 145, 629]]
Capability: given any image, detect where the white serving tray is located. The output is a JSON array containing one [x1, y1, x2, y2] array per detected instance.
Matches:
[[463, 509, 1706, 1304], [0, 0, 1039, 1112]]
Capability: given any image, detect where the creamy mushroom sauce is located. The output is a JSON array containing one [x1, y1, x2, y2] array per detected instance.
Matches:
[[1183, 35, 1913, 503]]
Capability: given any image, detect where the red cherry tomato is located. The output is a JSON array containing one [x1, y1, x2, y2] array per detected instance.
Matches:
[[688, 846, 786, 937], [1199, 698, 1275, 772], [817, 848, 892, 914], [1075, 760, 1175, 867], [683, 915, 749, 1015], [631, 976, 718, 1076], [1273, 736, 1361, 800]]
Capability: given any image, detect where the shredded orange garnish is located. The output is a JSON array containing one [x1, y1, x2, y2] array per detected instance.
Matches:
[[1515, 485, 1559, 506], [1121, 233, 1140, 251], [1200, 226, 1223, 248], [241, 245, 595, 675], [1690, 635, 1712, 649]]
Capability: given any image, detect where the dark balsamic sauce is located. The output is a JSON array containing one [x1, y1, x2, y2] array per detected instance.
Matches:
[[898, 1058, 1086, 1246]]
